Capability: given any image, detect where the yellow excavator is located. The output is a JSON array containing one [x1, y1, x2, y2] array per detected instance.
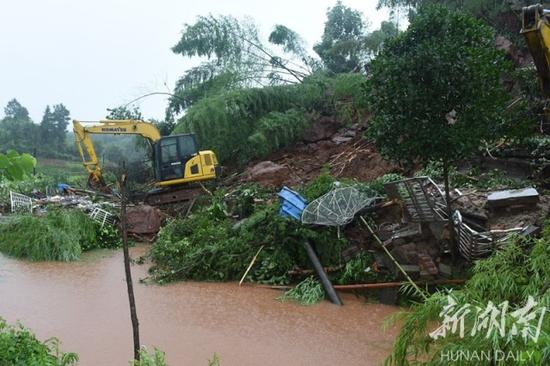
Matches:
[[522, 3, 550, 120], [73, 119, 220, 205]]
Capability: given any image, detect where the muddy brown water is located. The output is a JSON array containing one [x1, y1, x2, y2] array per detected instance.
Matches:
[[0, 245, 399, 366]]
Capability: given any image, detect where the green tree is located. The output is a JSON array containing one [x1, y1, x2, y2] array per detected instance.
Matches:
[[364, 20, 399, 57], [377, 0, 537, 51], [106, 105, 143, 120], [0, 99, 37, 153], [313, 1, 369, 73], [366, 6, 513, 257], [40, 105, 56, 147], [4, 98, 30, 120], [51, 104, 70, 147], [39, 104, 70, 156]]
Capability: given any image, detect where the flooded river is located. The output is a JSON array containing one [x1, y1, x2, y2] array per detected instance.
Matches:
[[0, 245, 399, 366]]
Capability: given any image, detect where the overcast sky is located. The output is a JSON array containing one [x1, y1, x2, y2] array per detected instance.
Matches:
[[0, 0, 391, 123]]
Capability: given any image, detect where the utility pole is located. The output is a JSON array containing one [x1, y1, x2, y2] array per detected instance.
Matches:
[[119, 163, 140, 361]]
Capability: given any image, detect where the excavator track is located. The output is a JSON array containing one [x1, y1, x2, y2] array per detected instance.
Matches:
[[144, 186, 204, 206]]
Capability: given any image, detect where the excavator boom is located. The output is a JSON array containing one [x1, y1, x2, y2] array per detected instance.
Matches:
[[522, 4, 550, 116], [73, 119, 161, 188]]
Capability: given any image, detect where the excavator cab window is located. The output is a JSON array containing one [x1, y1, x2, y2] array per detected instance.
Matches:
[[155, 134, 199, 181]]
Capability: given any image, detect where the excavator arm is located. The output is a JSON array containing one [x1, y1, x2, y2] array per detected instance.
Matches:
[[73, 119, 161, 188], [522, 4, 550, 115]]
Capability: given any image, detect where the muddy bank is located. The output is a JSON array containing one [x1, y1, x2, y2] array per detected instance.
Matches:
[[0, 245, 399, 366]]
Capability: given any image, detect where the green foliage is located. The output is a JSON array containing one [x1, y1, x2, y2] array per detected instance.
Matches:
[[0, 174, 53, 203], [300, 168, 337, 201], [301, 170, 404, 201], [367, 6, 514, 168], [168, 14, 311, 115], [208, 353, 221, 366], [173, 71, 369, 164], [130, 347, 167, 366], [378, 0, 536, 52], [332, 73, 369, 124], [0, 99, 75, 160], [173, 84, 301, 163], [279, 276, 325, 305], [364, 20, 400, 57], [0, 99, 37, 155], [150, 187, 346, 285], [385, 230, 550, 365], [268, 25, 308, 60], [149, 211, 255, 283], [314, 1, 369, 73], [0, 317, 78, 366], [95, 224, 123, 250], [247, 109, 310, 159], [336, 251, 377, 284], [416, 161, 529, 190], [0, 150, 36, 181], [0, 209, 121, 261], [354, 173, 405, 195], [39, 104, 71, 158], [106, 105, 143, 120]]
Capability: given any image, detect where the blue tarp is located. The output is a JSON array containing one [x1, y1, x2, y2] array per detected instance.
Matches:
[[278, 186, 307, 221]]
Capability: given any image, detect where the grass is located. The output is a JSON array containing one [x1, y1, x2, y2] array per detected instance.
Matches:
[[0, 209, 121, 261]]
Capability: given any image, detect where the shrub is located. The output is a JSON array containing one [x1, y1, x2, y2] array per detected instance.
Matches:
[[130, 347, 167, 366], [0, 317, 78, 366]]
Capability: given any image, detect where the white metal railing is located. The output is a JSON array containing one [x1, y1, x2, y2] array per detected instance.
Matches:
[[89, 207, 116, 227], [10, 191, 32, 213]]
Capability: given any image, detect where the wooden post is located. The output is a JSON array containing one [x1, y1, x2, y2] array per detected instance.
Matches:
[[119, 165, 140, 361], [443, 159, 458, 262]]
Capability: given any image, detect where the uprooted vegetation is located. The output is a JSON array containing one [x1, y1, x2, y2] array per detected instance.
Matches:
[[0, 209, 121, 261], [148, 173, 402, 286]]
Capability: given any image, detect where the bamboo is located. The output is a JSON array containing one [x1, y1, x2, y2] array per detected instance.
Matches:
[[239, 245, 264, 286], [359, 216, 428, 300]]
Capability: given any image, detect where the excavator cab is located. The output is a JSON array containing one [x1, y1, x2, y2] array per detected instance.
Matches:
[[153, 134, 220, 186], [152, 134, 219, 188], [154, 134, 199, 181]]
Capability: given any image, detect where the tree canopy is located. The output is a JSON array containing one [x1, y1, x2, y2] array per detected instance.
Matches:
[[0, 99, 72, 159], [366, 5, 512, 167], [314, 1, 369, 73], [40, 104, 70, 150], [377, 0, 537, 50]]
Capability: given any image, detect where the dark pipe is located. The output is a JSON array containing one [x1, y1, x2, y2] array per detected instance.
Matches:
[[302, 240, 343, 306]]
